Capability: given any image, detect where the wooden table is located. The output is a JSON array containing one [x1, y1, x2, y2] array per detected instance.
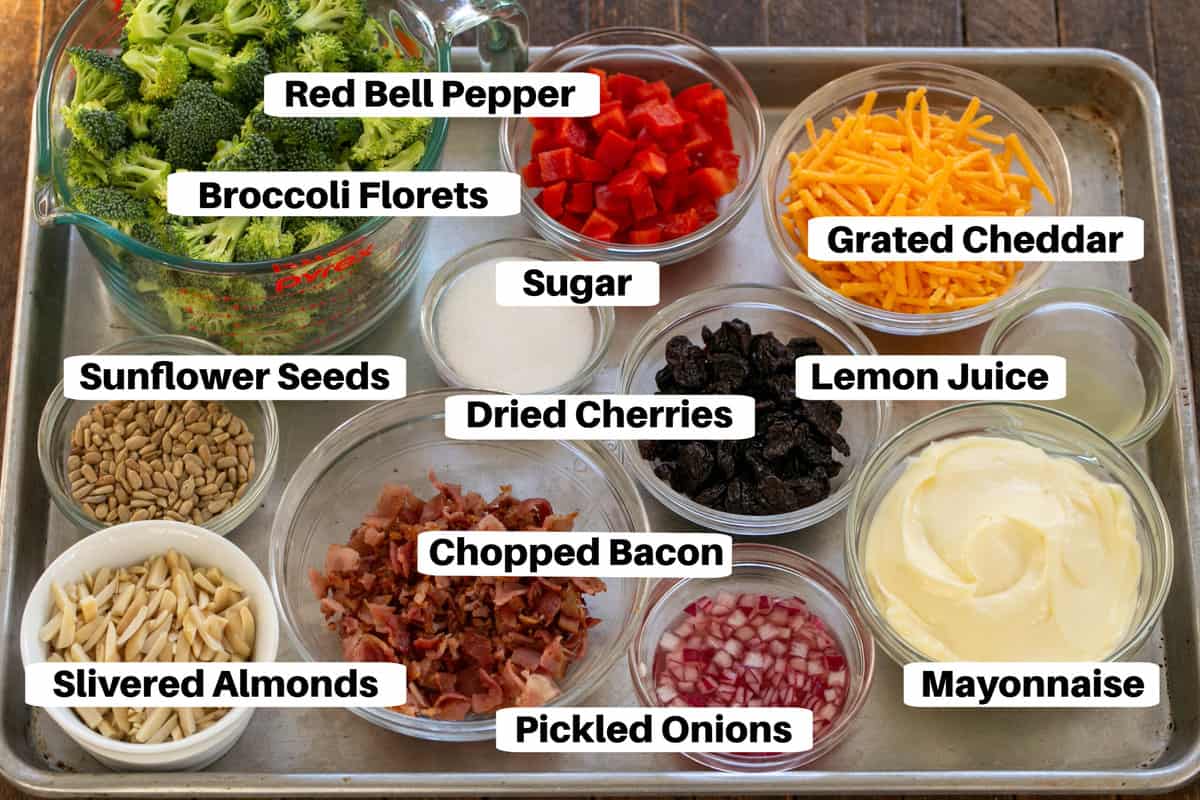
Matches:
[[0, 0, 1197, 797]]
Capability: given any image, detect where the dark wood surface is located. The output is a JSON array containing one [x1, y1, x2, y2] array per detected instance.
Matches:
[[0, 0, 1196, 797]]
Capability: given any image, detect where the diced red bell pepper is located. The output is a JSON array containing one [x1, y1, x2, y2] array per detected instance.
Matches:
[[559, 212, 585, 232], [709, 118, 734, 148], [654, 184, 677, 213], [629, 184, 657, 220], [689, 166, 736, 199], [531, 128, 557, 155], [536, 181, 568, 218], [531, 116, 556, 131], [537, 147, 577, 183], [705, 148, 741, 181], [548, 118, 589, 151], [576, 155, 612, 182], [693, 198, 719, 224], [566, 182, 593, 214], [683, 121, 714, 154], [633, 79, 671, 104], [666, 148, 693, 175], [607, 73, 647, 102], [674, 82, 714, 111], [594, 130, 636, 170], [664, 170, 690, 199], [594, 184, 630, 217], [694, 88, 729, 122], [580, 209, 620, 241], [586, 67, 611, 102], [591, 101, 628, 137], [630, 149, 669, 179], [629, 100, 685, 139], [627, 226, 664, 244], [662, 207, 701, 238], [608, 167, 650, 198], [521, 160, 543, 188]]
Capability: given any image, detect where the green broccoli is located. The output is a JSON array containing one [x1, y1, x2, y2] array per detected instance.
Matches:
[[208, 133, 277, 170], [122, 43, 190, 101], [66, 140, 110, 188], [125, 0, 174, 43], [228, 308, 312, 353], [127, 219, 188, 255], [224, 0, 293, 44], [234, 216, 295, 261], [164, 0, 226, 47], [170, 0, 224, 26], [247, 106, 338, 152], [293, 219, 345, 251], [182, 33, 234, 72], [110, 142, 172, 202], [289, 0, 363, 38], [276, 147, 338, 171], [371, 139, 424, 172], [154, 80, 243, 169], [350, 116, 430, 164], [64, 101, 130, 158], [294, 31, 347, 71], [120, 101, 160, 139], [72, 186, 150, 229], [208, 40, 270, 104], [170, 216, 250, 261], [67, 47, 139, 109]]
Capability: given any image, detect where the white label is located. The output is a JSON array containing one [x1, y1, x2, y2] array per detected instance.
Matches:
[[417, 532, 732, 577], [796, 355, 1065, 400], [495, 261, 660, 307], [903, 663, 1159, 708], [263, 72, 600, 118], [807, 216, 1143, 261], [496, 707, 812, 753], [166, 171, 520, 217], [64, 355, 406, 401], [443, 395, 756, 440], [27, 662, 407, 708]]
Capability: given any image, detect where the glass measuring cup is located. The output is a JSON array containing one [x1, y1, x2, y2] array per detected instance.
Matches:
[[33, 0, 527, 354]]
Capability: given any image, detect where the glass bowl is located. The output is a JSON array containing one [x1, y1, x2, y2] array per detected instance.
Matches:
[[628, 544, 875, 772], [619, 283, 891, 535], [980, 287, 1175, 449], [37, 335, 279, 537], [499, 27, 765, 265], [419, 238, 614, 394], [845, 401, 1173, 667], [268, 388, 652, 741], [761, 62, 1072, 335]]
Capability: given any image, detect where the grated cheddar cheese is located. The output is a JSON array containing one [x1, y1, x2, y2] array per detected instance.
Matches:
[[780, 88, 1054, 314]]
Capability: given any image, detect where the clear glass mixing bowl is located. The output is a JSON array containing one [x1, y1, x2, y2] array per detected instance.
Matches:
[[269, 388, 652, 741], [33, 0, 527, 353]]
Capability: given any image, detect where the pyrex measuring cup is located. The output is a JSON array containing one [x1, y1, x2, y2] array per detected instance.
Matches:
[[33, 0, 528, 354]]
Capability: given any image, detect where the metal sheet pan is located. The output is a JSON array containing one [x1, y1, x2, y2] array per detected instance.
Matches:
[[0, 46, 1196, 795]]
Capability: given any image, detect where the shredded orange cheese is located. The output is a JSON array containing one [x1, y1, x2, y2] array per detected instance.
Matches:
[[779, 88, 1054, 314]]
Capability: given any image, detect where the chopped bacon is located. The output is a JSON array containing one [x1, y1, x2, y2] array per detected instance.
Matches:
[[313, 476, 604, 720]]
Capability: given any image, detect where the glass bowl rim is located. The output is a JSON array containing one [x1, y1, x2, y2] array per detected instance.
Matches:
[[843, 399, 1175, 667], [36, 334, 280, 536], [759, 60, 1073, 335]]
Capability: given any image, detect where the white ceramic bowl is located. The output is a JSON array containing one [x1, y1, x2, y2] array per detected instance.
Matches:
[[19, 521, 280, 770]]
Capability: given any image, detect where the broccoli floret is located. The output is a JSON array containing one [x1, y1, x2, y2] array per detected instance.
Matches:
[[207, 40, 270, 104], [154, 80, 242, 169], [276, 147, 337, 171], [164, 0, 226, 48], [66, 139, 110, 188], [293, 219, 344, 251], [127, 219, 188, 254], [170, 216, 250, 262], [228, 309, 312, 353], [208, 133, 277, 170], [125, 0, 174, 44], [110, 142, 172, 202], [246, 105, 338, 151], [289, 0, 363, 38], [122, 43, 190, 101], [224, 0, 293, 45], [72, 187, 150, 229], [295, 31, 347, 71], [67, 47, 139, 109], [350, 116, 430, 164], [370, 138, 424, 172], [183, 33, 234, 72], [235, 216, 295, 261], [64, 101, 130, 158], [120, 101, 160, 139]]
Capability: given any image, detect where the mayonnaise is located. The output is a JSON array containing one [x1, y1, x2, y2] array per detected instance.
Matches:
[[863, 436, 1141, 661]]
